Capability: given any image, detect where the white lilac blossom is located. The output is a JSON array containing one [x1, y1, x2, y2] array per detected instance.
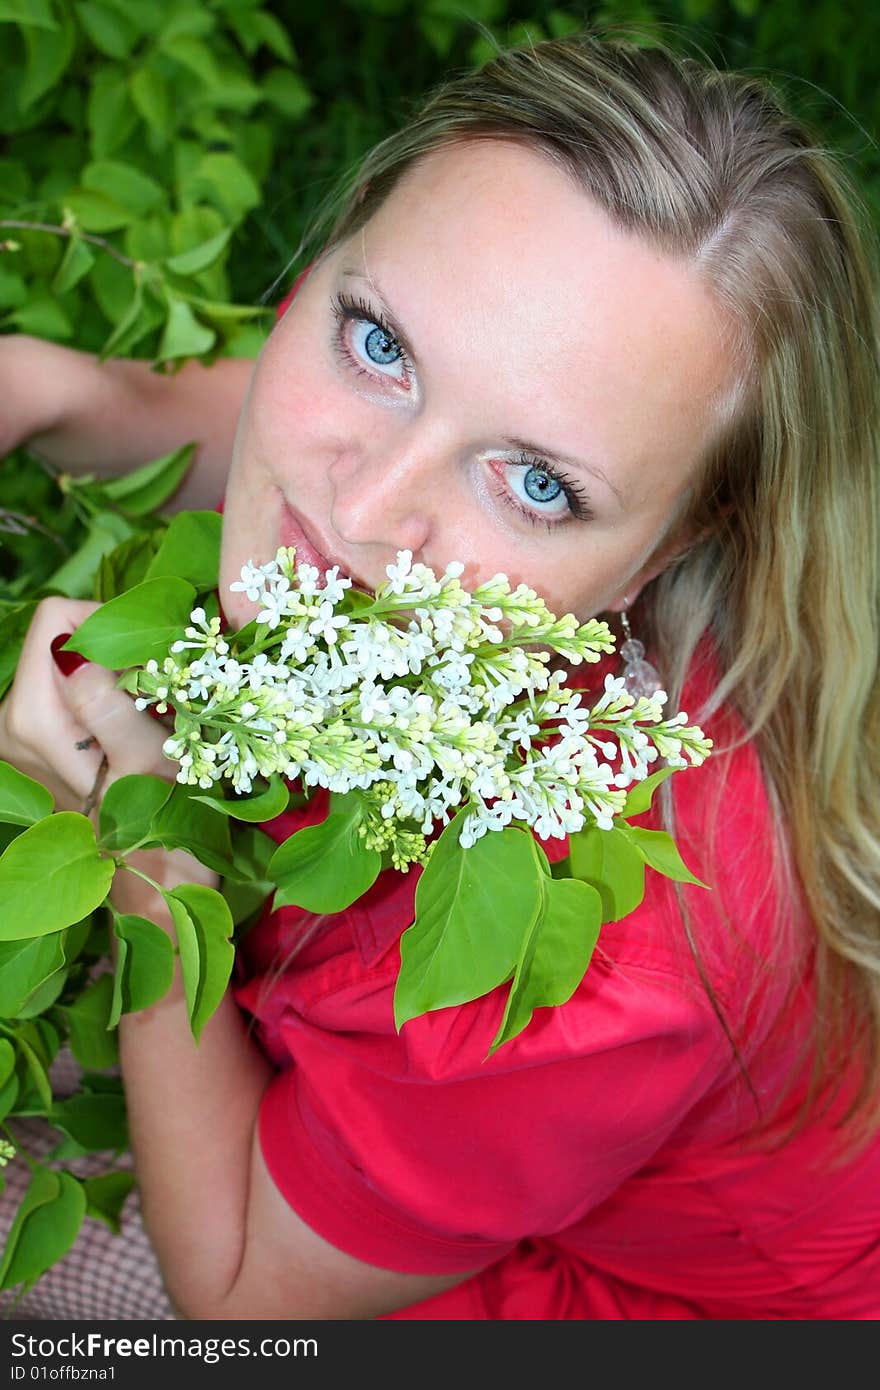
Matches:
[[132, 548, 712, 871]]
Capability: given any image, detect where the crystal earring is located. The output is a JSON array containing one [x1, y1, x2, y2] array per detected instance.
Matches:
[[618, 604, 664, 698]]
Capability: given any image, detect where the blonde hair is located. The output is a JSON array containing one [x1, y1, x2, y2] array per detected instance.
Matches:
[[294, 32, 880, 1138]]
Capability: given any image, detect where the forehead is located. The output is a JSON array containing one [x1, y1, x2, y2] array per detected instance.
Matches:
[[352, 139, 736, 509]]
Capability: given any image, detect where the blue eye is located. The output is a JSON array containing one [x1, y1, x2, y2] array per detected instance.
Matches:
[[523, 466, 562, 504], [332, 292, 412, 386], [350, 318, 407, 379], [362, 323, 402, 366], [506, 460, 571, 519]]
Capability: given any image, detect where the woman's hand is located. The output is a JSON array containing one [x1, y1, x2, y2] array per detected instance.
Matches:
[[0, 594, 217, 903], [1, 596, 162, 812]]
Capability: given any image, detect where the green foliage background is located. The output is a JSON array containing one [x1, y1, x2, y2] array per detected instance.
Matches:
[[0, 0, 877, 366], [0, 0, 875, 1300]]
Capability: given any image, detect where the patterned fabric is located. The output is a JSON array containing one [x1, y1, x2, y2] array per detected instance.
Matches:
[[0, 1050, 176, 1322]]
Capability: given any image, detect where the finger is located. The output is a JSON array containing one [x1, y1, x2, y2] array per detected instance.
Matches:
[[3, 600, 109, 805], [59, 659, 174, 786]]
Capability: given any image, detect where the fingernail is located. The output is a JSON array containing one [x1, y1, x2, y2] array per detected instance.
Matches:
[[50, 632, 88, 677], [148, 703, 175, 723]]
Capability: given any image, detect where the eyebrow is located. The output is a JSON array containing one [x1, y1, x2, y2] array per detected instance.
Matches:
[[338, 263, 626, 508]]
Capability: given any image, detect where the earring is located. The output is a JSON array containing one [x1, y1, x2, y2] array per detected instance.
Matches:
[[618, 603, 664, 698]]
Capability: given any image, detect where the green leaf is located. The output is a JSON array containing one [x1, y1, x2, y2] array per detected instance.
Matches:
[[83, 1170, 136, 1234], [160, 33, 219, 85], [0, 1039, 15, 1089], [168, 204, 225, 260], [87, 67, 137, 158], [184, 295, 267, 324], [192, 775, 288, 823], [0, 1068, 19, 1124], [261, 68, 313, 120], [619, 825, 710, 889], [164, 228, 231, 276], [97, 274, 145, 362], [149, 784, 233, 876], [0, 1167, 87, 1293], [8, 1027, 53, 1112], [14, 966, 67, 1020], [0, 825, 23, 859], [229, 9, 295, 61], [568, 823, 646, 922], [157, 298, 216, 362], [82, 160, 166, 218], [58, 974, 118, 1071], [64, 188, 133, 233], [109, 912, 175, 1026], [621, 766, 677, 819], [491, 869, 603, 1053], [19, 4, 75, 110], [0, 935, 65, 1017], [98, 773, 174, 852], [95, 533, 159, 601], [78, 1, 139, 58], [181, 152, 261, 220], [0, 267, 27, 310], [0, 762, 53, 827], [0, 0, 55, 26], [165, 883, 233, 1041], [9, 295, 73, 340], [220, 823, 275, 928], [394, 818, 540, 1028], [0, 602, 37, 702], [144, 508, 221, 589], [269, 793, 381, 913], [45, 509, 135, 598], [251, 12, 296, 61], [52, 236, 96, 295], [60, 576, 197, 666], [157, 5, 214, 42], [129, 63, 171, 140], [0, 814, 114, 941], [51, 1092, 127, 1152]]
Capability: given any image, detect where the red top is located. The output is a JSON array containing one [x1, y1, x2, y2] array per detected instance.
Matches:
[[232, 665, 880, 1320], [227, 280, 880, 1319]]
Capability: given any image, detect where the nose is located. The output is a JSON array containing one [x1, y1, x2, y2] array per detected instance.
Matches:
[[327, 418, 455, 561]]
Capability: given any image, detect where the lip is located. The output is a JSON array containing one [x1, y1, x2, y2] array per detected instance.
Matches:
[[278, 495, 372, 592]]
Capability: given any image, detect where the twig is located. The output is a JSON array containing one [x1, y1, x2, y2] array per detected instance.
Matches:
[[83, 754, 109, 818], [0, 506, 71, 553], [0, 220, 137, 270]]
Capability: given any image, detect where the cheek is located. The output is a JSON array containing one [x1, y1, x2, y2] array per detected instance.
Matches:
[[245, 343, 333, 462]]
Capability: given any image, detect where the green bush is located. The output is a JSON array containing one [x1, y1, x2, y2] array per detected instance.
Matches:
[[0, 1, 877, 365]]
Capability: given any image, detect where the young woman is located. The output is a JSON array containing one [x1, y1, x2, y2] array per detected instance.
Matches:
[[0, 33, 878, 1320]]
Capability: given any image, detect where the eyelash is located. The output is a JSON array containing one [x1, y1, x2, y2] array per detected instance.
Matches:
[[495, 454, 595, 530], [331, 292, 413, 386], [329, 291, 594, 529]]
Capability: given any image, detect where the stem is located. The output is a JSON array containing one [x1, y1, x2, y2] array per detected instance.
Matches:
[[83, 755, 109, 818], [0, 505, 71, 553], [0, 220, 138, 270], [117, 862, 165, 895]]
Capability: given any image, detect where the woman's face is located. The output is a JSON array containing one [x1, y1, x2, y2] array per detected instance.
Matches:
[[220, 140, 736, 629]]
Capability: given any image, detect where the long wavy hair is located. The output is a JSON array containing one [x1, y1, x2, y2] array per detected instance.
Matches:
[[280, 32, 880, 1141]]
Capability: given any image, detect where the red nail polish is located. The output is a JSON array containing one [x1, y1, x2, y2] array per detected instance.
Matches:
[[50, 632, 88, 677], [148, 703, 175, 723]]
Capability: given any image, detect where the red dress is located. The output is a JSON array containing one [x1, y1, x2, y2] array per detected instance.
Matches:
[[231, 638, 880, 1320]]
